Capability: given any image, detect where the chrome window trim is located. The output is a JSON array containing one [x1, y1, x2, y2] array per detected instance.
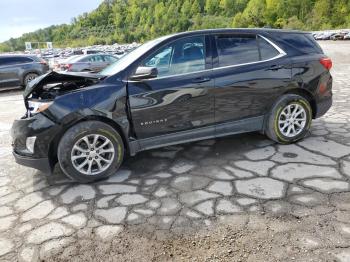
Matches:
[[259, 35, 287, 56], [130, 34, 287, 82]]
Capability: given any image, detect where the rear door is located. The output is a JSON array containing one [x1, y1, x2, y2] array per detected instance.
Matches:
[[212, 33, 291, 124], [128, 35, 215, 140]]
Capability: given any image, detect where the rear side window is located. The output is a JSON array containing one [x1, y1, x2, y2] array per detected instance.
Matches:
[[0, 56, 32, 65], [87, 55, 104, 62], [304, 34, 323, 54], [273, 33, 323, 54], [0, 57, 12, 66], [11, 57, 33, 64], [103, 55, 118, 63], [216, 35, 259, 67], [258, 36, 280, 60]]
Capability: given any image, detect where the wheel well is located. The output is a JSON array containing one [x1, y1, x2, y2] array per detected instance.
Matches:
[[22, 71, 40, 85], [283, 89, 317, 118], [48, 116, 130, 166]]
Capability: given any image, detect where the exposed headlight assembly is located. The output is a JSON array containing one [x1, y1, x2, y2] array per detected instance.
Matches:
[[27, 100, 53, 115]]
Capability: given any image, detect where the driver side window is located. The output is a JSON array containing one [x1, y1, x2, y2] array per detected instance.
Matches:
[[142, 36, 206, 78]]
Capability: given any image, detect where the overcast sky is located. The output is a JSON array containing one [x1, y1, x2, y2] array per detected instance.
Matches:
[[0, 0, 103, 42]]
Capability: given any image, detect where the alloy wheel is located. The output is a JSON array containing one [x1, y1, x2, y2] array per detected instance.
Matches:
[[71, 134, 115, 175], [278, 103, 307, 138]]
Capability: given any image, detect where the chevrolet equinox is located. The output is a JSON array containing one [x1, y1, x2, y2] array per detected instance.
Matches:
[[11, 29, 333, 182]]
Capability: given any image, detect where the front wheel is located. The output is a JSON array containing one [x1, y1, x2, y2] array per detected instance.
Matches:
[[57, 121, 124, 183], [265, 94, 312, 144]]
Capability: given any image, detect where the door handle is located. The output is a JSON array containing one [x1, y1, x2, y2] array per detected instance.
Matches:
[[192, 77, 210, 83], [267, 65, 283, 71]]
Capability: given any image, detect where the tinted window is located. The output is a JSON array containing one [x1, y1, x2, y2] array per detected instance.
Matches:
[[144, 46, 173, 74], [0, 56, 32, 65], [258, 36, 280, 60], [216, 35, 259, 67], [89, 55, 104, 62], [304, 34, 323, 53], [80, 55, 104, 62], [0, 57, 12, 66], [85, 50, 99, 54], [273, 33, 322, 54], [11, 57, 33, 63], [103, 55, 118, 62], [73, 50, 83, 55], [142, 36, 205, 77]]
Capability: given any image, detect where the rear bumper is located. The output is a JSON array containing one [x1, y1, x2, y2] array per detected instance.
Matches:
[[315, 96, 332, 118], [13, 152, 52, 174]]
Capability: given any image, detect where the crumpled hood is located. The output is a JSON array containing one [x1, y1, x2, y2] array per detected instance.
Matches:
[[23, 71, 104, 99]]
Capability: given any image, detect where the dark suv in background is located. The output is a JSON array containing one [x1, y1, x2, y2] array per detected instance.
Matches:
[[0, 55, 49, 88], [11, 29, 332, 183]]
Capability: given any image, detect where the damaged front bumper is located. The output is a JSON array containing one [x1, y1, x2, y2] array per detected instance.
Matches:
[[12, 152, 52, 174], [11, 113, 61, 174]]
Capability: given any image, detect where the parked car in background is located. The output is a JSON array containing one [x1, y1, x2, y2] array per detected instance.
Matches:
[[343, 33, 350, 40], [82, 49, 102, 55], [58, 54, 119, 72], [0, 55, 49, 88], [313, 30, 350, 41], [319, 32, 336, 40], [11, 28, 333, 182], [53, 55, 79, 71], [313, 33, 322, 39], [314, 33, 324, 40], [331, 32, 347, 40]]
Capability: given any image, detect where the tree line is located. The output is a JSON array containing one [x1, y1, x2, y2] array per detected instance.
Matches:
[[1, 0, 350, 51]]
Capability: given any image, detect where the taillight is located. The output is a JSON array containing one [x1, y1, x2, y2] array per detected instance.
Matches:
[[320, 57, 332, 70], [40, 59, 47, 65], [65, 64, 73, 71]]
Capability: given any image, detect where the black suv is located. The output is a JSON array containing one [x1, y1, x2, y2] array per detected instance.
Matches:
[[0, 55, 49, 88], [11, 29, 333, 182]]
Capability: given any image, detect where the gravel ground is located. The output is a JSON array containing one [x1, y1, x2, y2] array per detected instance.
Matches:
[[0, 41, 350, 262]]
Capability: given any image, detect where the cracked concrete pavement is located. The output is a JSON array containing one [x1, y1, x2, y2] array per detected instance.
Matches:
[[0, 41, 350, 261]]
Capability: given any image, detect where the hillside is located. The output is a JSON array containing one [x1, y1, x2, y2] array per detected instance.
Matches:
[[1, 0, 350, 51]]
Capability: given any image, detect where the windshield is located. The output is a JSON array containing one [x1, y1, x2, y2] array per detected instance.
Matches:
[[100, 36, 169, 76]]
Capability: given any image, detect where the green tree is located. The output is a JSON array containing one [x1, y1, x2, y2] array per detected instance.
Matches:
[[2, 0, 350, 51], [205, 0, 220, 15]]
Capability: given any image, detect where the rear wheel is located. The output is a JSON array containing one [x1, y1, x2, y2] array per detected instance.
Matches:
[[265, 94, 312, 144], [23, 73, 39, 86], [58, 121, 124, 183]]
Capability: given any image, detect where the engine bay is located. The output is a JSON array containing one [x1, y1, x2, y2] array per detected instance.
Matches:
[[29, 80, 96, 100]]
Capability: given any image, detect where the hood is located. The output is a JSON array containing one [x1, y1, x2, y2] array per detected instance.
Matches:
[[23, 71, 105, 99]]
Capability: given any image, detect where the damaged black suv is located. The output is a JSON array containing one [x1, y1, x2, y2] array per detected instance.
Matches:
[[11, 29, 333, 182]]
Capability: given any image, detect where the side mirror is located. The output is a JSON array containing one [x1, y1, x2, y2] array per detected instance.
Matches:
[[130, 66, 158, 81]]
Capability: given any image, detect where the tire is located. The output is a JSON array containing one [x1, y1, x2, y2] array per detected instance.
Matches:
[[57, 121, 124, 183], [265, 94, 312, 144], [23, 73, 39, 86]]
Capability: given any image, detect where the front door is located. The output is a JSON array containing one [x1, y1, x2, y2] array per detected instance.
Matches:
[[128, 35, 215, 139], [0, 57, 20, 88]]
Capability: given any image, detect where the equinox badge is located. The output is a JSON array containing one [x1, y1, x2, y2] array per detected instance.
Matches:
[[141, 119, 168, 126]]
